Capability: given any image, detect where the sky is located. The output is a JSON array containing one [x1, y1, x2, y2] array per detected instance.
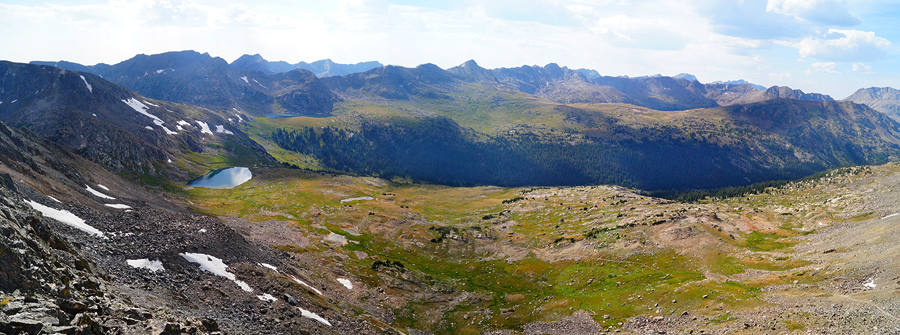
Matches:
[[0, 0, 897, 98]]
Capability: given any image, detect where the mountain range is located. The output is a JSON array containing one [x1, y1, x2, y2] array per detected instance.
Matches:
[[7, 49, 900, 334], [229, 53, 383, 77], [15, 50, 900, 191]]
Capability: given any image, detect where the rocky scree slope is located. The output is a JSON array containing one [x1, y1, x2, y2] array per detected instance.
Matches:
[[0, 61, 275, 180], [0, 118, 394, 334]]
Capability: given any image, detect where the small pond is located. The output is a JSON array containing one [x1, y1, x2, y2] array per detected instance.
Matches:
[[340, 196, 374, 204], [188, 167, 252, 189], [263, 113, 332, 119]]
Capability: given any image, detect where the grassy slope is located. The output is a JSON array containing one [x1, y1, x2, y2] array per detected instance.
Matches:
[[176, 164, 879, 333]]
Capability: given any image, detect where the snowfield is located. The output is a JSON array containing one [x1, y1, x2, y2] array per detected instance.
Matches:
[[215, 125, 234, 135], [337, 278, 353, 289], [180, 252, 253, 292], [122, 98, 163, 124], [104, 204, 132, 209], [297, 308, 331, 326], [127, 259, 165, 272], [256, 293, 277, 302], [290, 275, 322, 295], [26, 200, 105, 237], [79, 75, 92, 92], [86, 186, 115, 199], [196, 121, 214, 135]]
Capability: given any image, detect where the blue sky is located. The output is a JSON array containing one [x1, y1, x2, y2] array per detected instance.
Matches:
[[0, 0, 896, 98]]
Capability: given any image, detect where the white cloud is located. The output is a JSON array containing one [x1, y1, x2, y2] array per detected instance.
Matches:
[[766, 0, 860, 26], [583, 15, 687, 50], [852, 62, 873, 74], [324, 0, 388, 31], [808, 61, 839, 74], [796, 29, 892, 61], [696, 0, 808, 40], [770, 71, 792, 80]]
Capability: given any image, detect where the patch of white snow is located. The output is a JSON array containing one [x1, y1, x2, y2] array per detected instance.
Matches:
[[160, 125, 178, 135], [196, 121, 213, 135], [122, 98, 163, 124], [864, 277, 877, 289], [177, 120, 191, 126], [215, 125, 234, 135], [290, 275, 322, 295], [156, 69, 165, 74], [258, 263, 278, 271], [144, 100, 158, 107], [85, 186, 115, 200], [252, 79, 268, 89], [257, 293, 277, 302], [145, 126, 153, 130], [79, 75, 92, 92], [240, 76, 249, 84], [180, 252, 253, 292], [882, 213, 899, 220], [26, 200, 104, 237], [11, 99, 17, 103], [47, 196, 61, 203], [337, 278, 353, 290], [127, 259, 164, 272], [104, 204, 132, 209], [199, 228, 207, 233], [297, 308, 331, 326], [96, 184, 109, 191]]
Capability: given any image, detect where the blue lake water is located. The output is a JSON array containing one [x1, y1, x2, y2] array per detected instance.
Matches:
[[188, 167, 252, 189]]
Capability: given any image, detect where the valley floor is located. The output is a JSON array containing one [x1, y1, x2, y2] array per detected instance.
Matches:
[[173, 163, 900, 334]]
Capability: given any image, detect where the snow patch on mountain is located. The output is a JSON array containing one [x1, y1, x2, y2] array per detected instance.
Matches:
[[196, 121, 214, 135], [79, 75, 92, 93], [26, 200, 105, 237], [86, 186, 115, 200], [337, 278, 353, 289], [104, 204, 132, 209], [160, 125, 178, 135], [180, 252, 253, 292], [215, 125, 234, 135], [127, 259, 165, 272], [122, 98, 163, 124], [290, 275, 322, 295], [298, 308, 331, 326], [257, 293, 277, 302]]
